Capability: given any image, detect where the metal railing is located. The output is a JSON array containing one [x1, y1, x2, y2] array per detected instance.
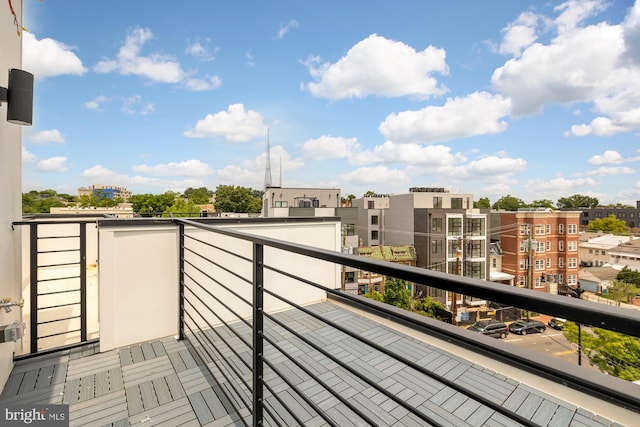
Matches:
[[13, 219, 99, 358], [175, 218, 640, 427]]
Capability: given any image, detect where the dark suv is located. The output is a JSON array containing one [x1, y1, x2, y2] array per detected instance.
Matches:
[[467, 320, 509, 339]]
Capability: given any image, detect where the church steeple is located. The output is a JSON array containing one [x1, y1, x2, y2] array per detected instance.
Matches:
[[264, 128, 272, 189]]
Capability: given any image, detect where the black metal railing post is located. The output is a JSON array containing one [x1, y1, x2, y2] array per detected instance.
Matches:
[[29, 223, 38, 354], [253, 243, 264, 426], [178, 223, 185, 341], [79, 222, 87, 343]]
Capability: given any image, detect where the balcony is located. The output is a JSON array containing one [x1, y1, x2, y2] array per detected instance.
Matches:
[[1, 216, 640, 426]]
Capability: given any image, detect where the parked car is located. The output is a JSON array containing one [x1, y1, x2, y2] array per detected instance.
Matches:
[[558, 284, 584, 298], [467, 320, 509, 339], [548, 317, 567, 330], [508, 319, 546, 335]]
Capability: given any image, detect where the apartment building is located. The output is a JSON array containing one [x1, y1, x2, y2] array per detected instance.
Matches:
[[262, 185, 341, 218], [78, 184, 132, 202], [352, 188, 489, 309], [355, 245, 417, 295], [566, 200, 640, 231], [498, 209, 581, 292], [608, 238, 640, 271], [579, 232, 633, 267]]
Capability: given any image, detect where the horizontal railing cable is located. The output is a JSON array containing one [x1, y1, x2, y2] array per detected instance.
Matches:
[[37, 275, 80, 283], [37, 315, 80, 325], [184, 232, 253, 264], [261, 275, 538, 427]]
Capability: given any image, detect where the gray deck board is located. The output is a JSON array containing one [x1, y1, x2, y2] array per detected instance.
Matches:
[[0, 301, 626, 427]]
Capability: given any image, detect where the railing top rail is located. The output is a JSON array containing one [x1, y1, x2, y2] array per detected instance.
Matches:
[[173, 217, 640, 338]]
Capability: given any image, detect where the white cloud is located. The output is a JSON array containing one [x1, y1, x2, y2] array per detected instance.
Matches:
[[587, 166, 635, 176], [359, 141, 463, 167], [588, 150, 624, 165], [82, 165, 206, 192], [304, 34, 448, 100], [302, 136, 360, 160], [379, 92, 511, 143], [95, 27, 184, 83], [82, 165, 123, 181], [28, 129, 65, 144], [340, 165, 410, 186], [185, 38, 217, 61], [37, 156, 68, 173], [131, 160, 213, 177], [22, 32, 87, 79], [526, 176, 597, 193], [184, 75, 222, 91], [121, 95, 155, 115], [22, 145, 36, 162], [184, 103, 267, 142], [277, 20, 299, 39], [623, 0, 640, 65], [498, 12, 540, 57], [451, 154, 527, 179], [84, 96, 107, 111]]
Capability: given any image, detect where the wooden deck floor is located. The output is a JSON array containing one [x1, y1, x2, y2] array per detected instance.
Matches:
[[0, 302, 626, 426]]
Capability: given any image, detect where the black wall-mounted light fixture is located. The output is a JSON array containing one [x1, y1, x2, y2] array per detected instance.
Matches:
[[0, 68, 34, 126]]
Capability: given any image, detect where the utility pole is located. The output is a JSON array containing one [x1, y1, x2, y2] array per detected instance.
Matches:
[[525, 224, 533, 320], [452, 237, 462, 325]]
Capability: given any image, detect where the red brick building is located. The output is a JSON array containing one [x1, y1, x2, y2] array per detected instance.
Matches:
[[499, 210, 581, 293]]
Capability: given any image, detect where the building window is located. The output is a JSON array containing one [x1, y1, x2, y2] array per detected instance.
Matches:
[[367, 200, 374, 209], [568, 241, 577, 251], [619, 212, 626, 218], [559, 257, 564, 267], [519, 259, 526, 270], [630, 212, 635, 218], [588, 249, 593, 254], [558, 224, 564, 234], [343, 224, 356, 236], [371, 215, 379, 225], [595, 212, 602, 218], [371, 230, 379, 240], [520, 226, 527, 235], [568, 224, 577, 234], [547, 241, 551, 251], [559, 240, 564, 251], [535, 259, 545, 270], [492, 258, 497, 268], [466, 217, 485, 236], [536, 242, 545, 252], [274, 201, 288, 208], [344, 271, 355, 282], [433, 196, 442, 209], [432, 217, 443, 233], [558, 274, 564, 284], [568, 258, 577, 268], [601, 250, 606, 256], [547, 257, 551, 268], [448, 217, 462, 236], [430, 263, 445, 273], [451, 198, 463, 209], [448, 240, 461, 255], [546, 224, 551, 234], [520, 241, 527, 253], [467, 240, 485, 258], [535, 225, 545, 235], [431, 240, 442, 254], [464, 261, 485, 279], [568, 275, 577, 285], [534, 277, 544, 288]]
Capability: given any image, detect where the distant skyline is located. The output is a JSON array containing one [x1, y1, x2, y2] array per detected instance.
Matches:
[[15, 0, 640, 205]]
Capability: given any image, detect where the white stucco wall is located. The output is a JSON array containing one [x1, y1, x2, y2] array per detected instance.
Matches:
[[98, 220, 341, 352], [0, 0, 25, 389]]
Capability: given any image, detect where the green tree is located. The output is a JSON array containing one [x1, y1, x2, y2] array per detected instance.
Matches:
[[557, 194, 599, 209], [363, 190, 376, 197], [607, 279, 638, 306], [22, 190, 67, 213], [617, 267, 640, 286], [164, 198, 200, 218], [129, 192, 177, 216], [214, 185, 262, 214], [413, 296, 446, 319], [529, 199, 555, 209], [183, 187, 213, 204], [383, 277, 411, 310], [492, 195, 526, 211], [474, 197, 491, 209], [587, 214, 628, 234], [563, 322, 640, 381]]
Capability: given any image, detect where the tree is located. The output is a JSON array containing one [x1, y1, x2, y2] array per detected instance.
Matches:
[[214, 185, 262, 214], [382, 277, 411, 310], [587, 214, 628, 234], [363, 190, 376, 197], [22, 190, 67, 213], [557, 194, 599, 209], [474, 197, 490, 209], [129, 192, 177, 216], [607, 279, 638, 306], [183, 187, 213, 204], [563, 322, 640, 381], [617, 267, 640, 286], [164, 198, 200, 217], [529, 199, 555, 209], [413, 296, 446, 319], [492, 195, 526, 211]]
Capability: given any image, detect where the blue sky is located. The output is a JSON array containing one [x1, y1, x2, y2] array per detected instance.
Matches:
[[16, 0, 640, 205]]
